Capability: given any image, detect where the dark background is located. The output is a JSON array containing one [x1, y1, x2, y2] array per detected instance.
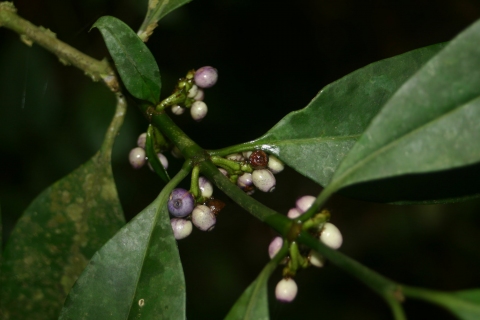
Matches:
[[1, 0, 480, 318]]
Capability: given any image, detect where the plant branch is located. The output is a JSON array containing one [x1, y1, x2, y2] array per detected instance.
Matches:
[[0, 2, 118, 90]]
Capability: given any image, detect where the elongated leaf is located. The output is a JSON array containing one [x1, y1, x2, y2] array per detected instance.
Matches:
[[328, 19, 480, 202], [92, 16, 161, 104], [59, 166, 189, 320], [222, 43, 446, 187], [137, 0, 193, 42], [146, 124, 170, 182], [225, 245, 288, 320], [0, 95, 126, 320]]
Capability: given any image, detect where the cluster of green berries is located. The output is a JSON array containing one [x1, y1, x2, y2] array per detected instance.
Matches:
[[269, 195, 343, 303], [170, 66, 218, 121]]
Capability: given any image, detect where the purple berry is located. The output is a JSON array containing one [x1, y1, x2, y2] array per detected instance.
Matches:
[[168, 188, 195, 218], [129, 147, 146, 169], [171, 218, 193, 240], [190, 101, 208, 121], [191, 205, 216, 231], [194, 66, 218, 88]]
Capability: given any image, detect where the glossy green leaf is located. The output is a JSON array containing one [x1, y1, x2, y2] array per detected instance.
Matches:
[[0, 95, 126, 320], [225, 245, 288, 320], [219, 43, 446, 187], [92, 16, 161, 104], [137, 0, 193, 42], [59, 164, 190, 320], [146, 124, 170, 182], [328, 19, 480, 202]]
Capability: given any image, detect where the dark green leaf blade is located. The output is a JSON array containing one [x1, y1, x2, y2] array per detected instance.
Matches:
[[146, 124, 170, 182], [92, 16, 161, 104], [0, 154, 125, 320], [59, 166, 188, 320], [225, 245, 288, 320], [138, 0, 193, 42], [328, 19, 480, 201], [222, 43, 446, 187]]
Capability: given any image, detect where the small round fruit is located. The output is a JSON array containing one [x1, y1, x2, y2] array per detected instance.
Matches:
[[168, 189, 195, 218], [194, 88, 204, 101], [171, 104, 185, 115], [192, 205, 216, 231], [226, 153, 244, 161], [252, 169, 276, 192], [170, 218, 193, 240], [249, 150, 269, 169], [187, 84, 198, 98], [309, 250, 325, 267], [190, 101, 208, 121], [199, 176, 213, 198], [129, 147, 146, 169], [320, 222, 343, 250], [275, 278, 298, 303], [268, 155, 284, 174], [268, 236, 283, 259], [194, 66, 218, 88], [149, 153, 169, 171], [137, 132, 147, 149], [237, 173, 253, 190], [295, 195, 316, 213], [287, 207, 302, 219]]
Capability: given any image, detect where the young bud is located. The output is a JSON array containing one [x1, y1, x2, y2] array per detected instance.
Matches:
[[268, 236, 283, 259], [194, 66, 218, 88], [129, 147, 146, 169], [199, 176, 213, 198], [226, 153, 244, 161], [168, 188, 195, 218], [275, 278, 298, 303], [137, 133, 147, 149], [295, 195, 316, 213], [320, 222, 343, 250], [171, 218, 193, 240], [252, 169, 276, 192], [192, 205, 216, 231], [190, 101, 208, 121], [268, 155, 284, 174]]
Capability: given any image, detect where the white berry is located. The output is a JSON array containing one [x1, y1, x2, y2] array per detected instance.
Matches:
[[226, 153, 244, 161], [237, 172, 253, 190], [170, 218, 193, 240], [199, 176, 213, 198], [194, 88, 204, 101], [192, 205, 216, 231], [309, 250, 325, 267], [296, 195, 316, 213], [171, 104, 185, 115], [252, 169, 276, 192], [190, 101, 208, 121], [187, 84, 198, 98], [148, 153, 169, 171], [320, 222, 343, 250], [129, 147, 146, 169], [275, 278, 298, 303], [268, 155, 284, 174], [137, 132, 147, 149]]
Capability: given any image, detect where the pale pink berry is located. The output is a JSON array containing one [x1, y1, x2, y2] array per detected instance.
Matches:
[[129, 147, 146, 169], [252, 169, 276, 192], [194, 66, 218, 88], [296, 195, 316, 213], [171, 218, 193, 240], [275, 278, 298, 303], [287, 208, 302, 219], [137, 133, 147, 149], [268, 237, 283, 259]]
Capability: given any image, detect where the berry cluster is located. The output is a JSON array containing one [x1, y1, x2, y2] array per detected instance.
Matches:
[[128, 132, 169, 171], [167, 176, 225, 240], [215, 150, 284, 194], [269, 195, 343, 303], [170, 66, 218, 121]]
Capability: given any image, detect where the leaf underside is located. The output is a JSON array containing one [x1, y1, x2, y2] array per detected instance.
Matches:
[[0, 153, 125, 320]]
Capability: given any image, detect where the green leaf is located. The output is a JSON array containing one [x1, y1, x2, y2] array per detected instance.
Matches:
[[225, 244, 288, 320], [138, 0, 193, 42], [92, 16, 161, 104], [0, 94, 127, 320], [218, 43, 446, 187], [328, 19, 480, 202], [146, 124, 170, 182], [404, 287, 480, 320], [59, 164, 190, 320]]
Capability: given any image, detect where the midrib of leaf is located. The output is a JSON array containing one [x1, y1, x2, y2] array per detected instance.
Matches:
[[330, 94, 480, 191], [104, 25, 157, 102]]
